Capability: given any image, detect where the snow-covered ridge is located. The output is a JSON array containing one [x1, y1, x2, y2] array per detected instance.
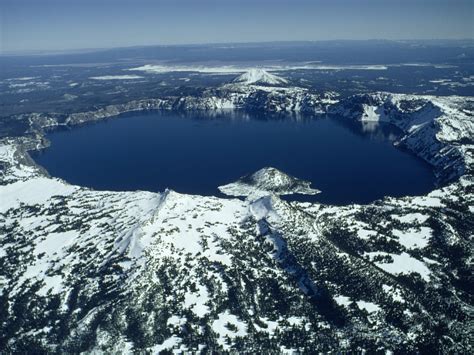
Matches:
[[219, 167, 320, 198], [330, 92, 474, 182], [18, 85, 338, 131]]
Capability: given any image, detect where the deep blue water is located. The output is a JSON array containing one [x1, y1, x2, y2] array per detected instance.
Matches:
[[33, 111, 436, 205]]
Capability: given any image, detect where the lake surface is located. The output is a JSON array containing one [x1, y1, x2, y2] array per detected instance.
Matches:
[[33, 111, 436, 205]]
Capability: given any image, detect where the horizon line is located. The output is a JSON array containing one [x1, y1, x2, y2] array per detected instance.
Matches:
[[2, 38, 474, 57]]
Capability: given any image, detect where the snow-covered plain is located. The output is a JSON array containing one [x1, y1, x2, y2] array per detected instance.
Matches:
[[89, 75, 144, 80], [127, 63, 389, 75], [126, 62, 460, 77]]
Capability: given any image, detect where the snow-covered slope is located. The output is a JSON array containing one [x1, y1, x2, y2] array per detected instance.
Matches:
[[232, 68, 288, 85]]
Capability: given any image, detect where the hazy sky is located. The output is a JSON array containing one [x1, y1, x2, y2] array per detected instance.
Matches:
[[1, 0, 473, 52]]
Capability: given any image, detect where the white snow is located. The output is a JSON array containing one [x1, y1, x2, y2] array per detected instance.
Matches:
[[89, 75, 144, 80], [139, 191, 243, 267], [0, 177, 77, 213], [0, 144, 15, 162], [8, 81, 50, 89], [167, 315, 187, 327], [254, 317, 279, 334], [397, 63, 457, 69], [392, 227, 431, 249], [183, 284, 210, 317], [357, 229, 377, 239], [360, 104, 389, 122], [212, 311, 248, 350], [128, 63, 388, 75], [37, 275, 63, 297], [232, 68, 288, 85], [391, 213, 430, 224], [149, 335, 182, 353], [382, 284, 405, 303], [16, 230, 79, 297], [34, 230, 77, 257], [356, 301, 381, 313], [129, 64, 246, 75], [334, 295, 352, 306], [250, 196, 279, 221], [6, 76, 38, 81], [411, 195, 443, 208], [287, 316, 304, 326], [429, 79, 452, 84], [366, 252, 431, 281], [281, 346, 299, 354], [304, 64, 387, 70]]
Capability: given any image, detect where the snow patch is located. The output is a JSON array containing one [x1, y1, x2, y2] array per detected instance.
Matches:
[[366, 252, 431, 281], [392, 227, 431, 249], [183, 284, 210, 317], [0, 177, 77, 213], [212, 311, 247, 350], [356, 301, 381, 313]]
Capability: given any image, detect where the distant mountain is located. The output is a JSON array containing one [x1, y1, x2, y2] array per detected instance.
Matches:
[[232, 68, 288, 85]]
